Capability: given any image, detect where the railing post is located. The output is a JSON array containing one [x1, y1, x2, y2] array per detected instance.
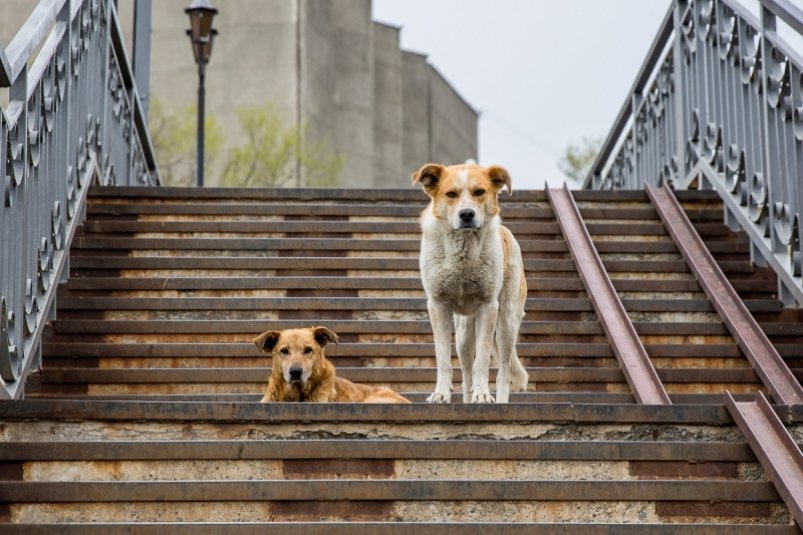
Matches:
[[672, 0, 687, 186]]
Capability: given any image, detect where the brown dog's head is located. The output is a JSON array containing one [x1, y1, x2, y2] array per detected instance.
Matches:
[[412, 163, 512, 232], [253, 326, 339, 387]]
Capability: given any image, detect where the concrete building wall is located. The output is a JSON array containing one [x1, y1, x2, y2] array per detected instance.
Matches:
[[372, 23, 403, 188], [0, 0, 478, 188], [401, 51, 431, 178], [428, 64, 479, 168], [400, 52, 477, 178], [303, 0, 375, 188]]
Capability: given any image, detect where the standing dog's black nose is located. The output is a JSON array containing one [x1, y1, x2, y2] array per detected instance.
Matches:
[[288, 367, 303, 382], [459, 209, 475, 223]]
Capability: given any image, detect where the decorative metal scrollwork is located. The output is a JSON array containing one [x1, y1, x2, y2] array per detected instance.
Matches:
[[0, 297, 19, 383], [686, 108, 702, 166], [766, 46, 790, 110], [23, 279, 37, 337], [42, 60, 55, 133], [790, 215, 801, 277], [51, 201, 64, 251], [774, 201, 795, 251], [681, 4, 697, 61], [27, 86, 42, 171], [697, 0, 716, 43], [795, 74, 803, 141], [749, 171, 768, 233], [37, 237, 53, 296], [76, 134, 87, 178], [8, 122, 26, 187], [740, 26, 760, 86], [718, 6, 737, 63], [71, 16, 81, 78], [725, 144, 746, 200], [703, 123, 722, 171], [4, 171, 11, 208], [56, 40, 67, 101], [66, 165, 78, 219], [660, 157, 679, 187]]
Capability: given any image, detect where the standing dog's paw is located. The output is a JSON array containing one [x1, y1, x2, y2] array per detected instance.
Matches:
[[426, 391, 451, 403], [470, 391, 495, 403]]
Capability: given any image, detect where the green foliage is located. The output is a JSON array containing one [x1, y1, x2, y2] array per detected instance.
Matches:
[[150, 99, 342, 187], [221, 104, 343, 188], [148, 98, 223, 187], [558, 136, 604, 185]]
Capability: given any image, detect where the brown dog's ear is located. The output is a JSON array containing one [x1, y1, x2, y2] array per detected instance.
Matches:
[[311, 326, 339, 348], [411, 164, 445, 194], [488, 165, 513, 195], [253, 330, 282, 352]]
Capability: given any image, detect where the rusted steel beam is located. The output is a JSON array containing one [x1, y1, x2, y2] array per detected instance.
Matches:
[[0, 479, 778, 502], [547, 185, 671, 405], [725, 391, 803, 529], [0, 399, 730, 423], [646, 183, 803, 406], [0, 439, 752, 462]]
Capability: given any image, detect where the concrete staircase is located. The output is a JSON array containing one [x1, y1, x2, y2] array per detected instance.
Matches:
[[1, 186, 802, 532]]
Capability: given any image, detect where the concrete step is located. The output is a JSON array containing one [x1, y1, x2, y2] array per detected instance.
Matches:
[[0, 401, 796, 527], [1, 524, 798, 534]]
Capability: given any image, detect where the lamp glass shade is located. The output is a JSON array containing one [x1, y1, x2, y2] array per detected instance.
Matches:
[[185, 1, 218, 64]]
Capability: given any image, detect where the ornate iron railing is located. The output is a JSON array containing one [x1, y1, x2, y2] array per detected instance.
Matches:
[[0, 0, 160, 399], [585, 0, 803, 306]]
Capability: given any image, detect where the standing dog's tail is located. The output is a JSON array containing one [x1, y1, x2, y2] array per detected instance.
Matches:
[[509, 351, 529, 391]]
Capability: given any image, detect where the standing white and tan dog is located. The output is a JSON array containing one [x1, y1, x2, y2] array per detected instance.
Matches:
[[412, 163, 528, 403]]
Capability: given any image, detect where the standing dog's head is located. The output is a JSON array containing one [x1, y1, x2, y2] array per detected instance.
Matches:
[[253, 327, 339, 387], [412, 163, 512, 231]]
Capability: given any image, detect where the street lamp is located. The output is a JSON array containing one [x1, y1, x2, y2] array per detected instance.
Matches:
[[185, 0, 218, 187]]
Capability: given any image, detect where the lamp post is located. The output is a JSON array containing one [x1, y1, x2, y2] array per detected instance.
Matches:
[[185, 0, 218, 187]]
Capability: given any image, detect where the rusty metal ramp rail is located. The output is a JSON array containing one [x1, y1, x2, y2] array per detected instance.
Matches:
[[1, 185, 802, 532]]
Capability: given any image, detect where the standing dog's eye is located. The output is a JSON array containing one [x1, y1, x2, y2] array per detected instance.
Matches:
[[303, 346, 313, 355], [473, 189, 485, 197], [279, 347, 290, 356], [445, 191, 458, 198]]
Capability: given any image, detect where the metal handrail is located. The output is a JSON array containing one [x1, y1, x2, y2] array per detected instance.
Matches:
[[0, 0, 160, 399], [584, 0, 803, 306]]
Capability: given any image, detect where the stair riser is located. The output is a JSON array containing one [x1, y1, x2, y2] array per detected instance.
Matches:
[[4, 500, 788, 524], [0, 421, 747, 442]]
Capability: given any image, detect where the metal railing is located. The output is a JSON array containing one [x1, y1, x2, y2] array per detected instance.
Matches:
[[0, 0, 160, 399], [585, 0, 803, 307]]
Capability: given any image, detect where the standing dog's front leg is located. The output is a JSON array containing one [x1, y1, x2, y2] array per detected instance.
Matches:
[[427, 299, 453, 403], [454, 315, 476, 403], [471, 300, 498, 403]]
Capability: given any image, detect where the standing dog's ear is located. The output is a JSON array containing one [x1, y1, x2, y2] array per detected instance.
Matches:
[[488, 165, 513, 195], [411, 164, 445, 194], [311, 326, 339, 348], [253, 330, 282, 352]]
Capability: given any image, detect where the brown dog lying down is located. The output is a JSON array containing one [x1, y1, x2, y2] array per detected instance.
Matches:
[[254, 326, 410, 403]]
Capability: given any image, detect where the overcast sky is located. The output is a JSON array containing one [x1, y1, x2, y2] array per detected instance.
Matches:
[[372, 0, 673, 189]]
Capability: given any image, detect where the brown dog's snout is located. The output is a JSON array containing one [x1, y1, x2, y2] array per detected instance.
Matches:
[[288, 366, 304, 382]]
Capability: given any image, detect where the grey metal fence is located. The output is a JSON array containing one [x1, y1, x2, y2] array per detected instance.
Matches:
[[585, 0, 803, 307], [0, 0, 160, 399]]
